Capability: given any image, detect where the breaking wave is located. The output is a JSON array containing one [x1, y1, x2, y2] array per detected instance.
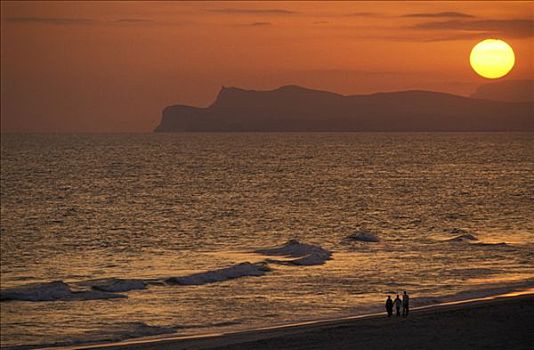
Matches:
[[78, 278, 148, 293], [437, 232, 510, 247], [446, 233, 479, 242], [0, 281, 126, 302], [2, 240, 330, 302], [255, 239, 332, 265], [346, 230, 380, 243], [166, 262, 270, 285], [443, 228, 469, 234]]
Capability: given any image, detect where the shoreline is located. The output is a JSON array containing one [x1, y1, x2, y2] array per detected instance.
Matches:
[[48, 288, 534, 350]]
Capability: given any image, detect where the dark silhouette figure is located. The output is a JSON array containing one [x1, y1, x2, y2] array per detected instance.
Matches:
[[385, 296, 393, 317], [394, 294, 402, 317], [402, 291, 410, 318]]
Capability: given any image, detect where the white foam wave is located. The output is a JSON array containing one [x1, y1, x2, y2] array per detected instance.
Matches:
[[166, 262, 270, 285], [255, 239, 332, 265], [2, 241, 330, 302], [0, 281, 126, 302], [346, 230, 380, 243], [446, 233, 478, 242], [443, 228, 469, 234], [79, 278, 147, 293]]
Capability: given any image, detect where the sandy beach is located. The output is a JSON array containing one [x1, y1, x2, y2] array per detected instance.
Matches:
[[71, 292, 534, 350]]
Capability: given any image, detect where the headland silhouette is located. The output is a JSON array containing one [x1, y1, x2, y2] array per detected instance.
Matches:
[[155, 81, 533, 132]]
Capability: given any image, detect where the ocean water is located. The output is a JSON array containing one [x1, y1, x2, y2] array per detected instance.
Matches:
[[1, 133, 533, 348]]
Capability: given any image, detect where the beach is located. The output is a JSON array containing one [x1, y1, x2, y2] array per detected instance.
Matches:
[[74, 292, 534, 350]]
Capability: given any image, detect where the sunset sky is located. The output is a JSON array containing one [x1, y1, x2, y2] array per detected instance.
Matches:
[[1, 1, 533, 132]]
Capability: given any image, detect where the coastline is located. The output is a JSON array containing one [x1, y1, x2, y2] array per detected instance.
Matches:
[[53, 288, 534, 350]]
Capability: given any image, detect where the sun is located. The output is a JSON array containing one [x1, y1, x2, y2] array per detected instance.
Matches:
[[469, 39, 515, 79]]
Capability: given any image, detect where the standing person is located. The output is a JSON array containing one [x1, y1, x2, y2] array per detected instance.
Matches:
[[394, 294, 402, 317], [402, 291, 410, 318], [385, 295, 393, 317]]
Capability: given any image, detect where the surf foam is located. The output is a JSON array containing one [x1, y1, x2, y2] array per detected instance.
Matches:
[[2, 240, 332, 302], [166, 262, 270, 285], [255, 239, 332, 265], [347, 230, 380, 243], [447, 233, 478, 242], [443, 228, 469, 234], [0, 281, 126, 302], [79, 278, 148, 293]]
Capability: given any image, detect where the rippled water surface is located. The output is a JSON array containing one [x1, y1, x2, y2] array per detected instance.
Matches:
[[1, 133, 533, 348]]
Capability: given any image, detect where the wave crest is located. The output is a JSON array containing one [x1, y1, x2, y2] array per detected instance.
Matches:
[[79, 278, 147, 293], [446, 233, 478, 242], [2, 240, 330, 302], [346, 230, 380, 243], [0, 281, 126, 302], [166, 262, 270, 285], [255, 239, 332, 265]]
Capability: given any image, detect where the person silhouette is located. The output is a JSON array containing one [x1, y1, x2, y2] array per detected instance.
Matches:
[[402, 291, 410, 318], [385, 295, 393, 317], [394, 294, 402, 317]]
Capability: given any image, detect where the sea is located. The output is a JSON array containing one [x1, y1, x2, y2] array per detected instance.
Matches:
[[1, 133, 533, 349]]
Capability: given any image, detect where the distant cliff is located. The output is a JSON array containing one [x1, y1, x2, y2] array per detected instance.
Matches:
[[470, 80, 534, 103], [155, 85, 533, 132]]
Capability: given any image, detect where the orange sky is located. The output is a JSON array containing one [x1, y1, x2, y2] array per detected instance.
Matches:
[[1, 1, 533, 132]]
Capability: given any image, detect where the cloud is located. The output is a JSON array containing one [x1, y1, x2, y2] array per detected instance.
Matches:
[[227, 21, 273, 28], [413, 19, 534, 39], [403, 12, 474, 18], [3, 16, 162, 26], [4, 16, 98, 25], [413, 32, 497, 42], [112, 18, 154, 24], [343, 12, 382, 17], [206, 8, 296, 15], [249, 22, 272, 26]]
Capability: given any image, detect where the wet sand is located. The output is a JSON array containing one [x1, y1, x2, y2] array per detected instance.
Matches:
[[78, 293, 534, 350]]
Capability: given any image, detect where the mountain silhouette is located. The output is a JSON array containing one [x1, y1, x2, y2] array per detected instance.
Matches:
[[470, 80, 534, 103], [155, 85, 533, 132]]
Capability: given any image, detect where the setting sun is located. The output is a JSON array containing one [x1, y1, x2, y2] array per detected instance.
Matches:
[[470, 39, 515, 79]]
